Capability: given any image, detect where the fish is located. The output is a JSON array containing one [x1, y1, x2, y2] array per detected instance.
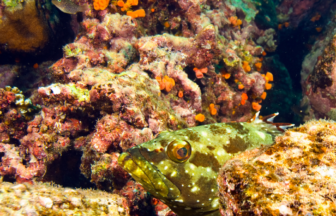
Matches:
[[118, 112, 294, 216], [51, 0, 89, 14]]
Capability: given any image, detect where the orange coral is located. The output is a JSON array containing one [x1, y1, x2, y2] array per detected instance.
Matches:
[[262, 51, 267, 56], [193, 67, 208, 79], [242, 61, 251, 72], [241, 93, 248, 105], [209, 104, 217, 115], [195, 114, 205, 122], [260, 92, 267, 100], [229, 16, 242, 27], [164, 22, 170, 28], [156, 76, 175, 92], [117, 0, 138, 11], [316, 27, 322, 32], [94, 0, 110, 10], [223, 73, 231, 79], [265, 72, 273, 82], [252, 102, 261, 111], [238, 84, 244, 90], [284, 22, 290, 28], [311, 14, 321, 22], [33, 63, 39, 69], [254, 62, 262, 71], [127, 9, 146, 18], [117, 0, 124, 7], [278, 24, 282, 30], [178, 90, 183, 98]]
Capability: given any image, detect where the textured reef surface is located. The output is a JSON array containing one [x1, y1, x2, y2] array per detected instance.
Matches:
[[218, 119, 336, 215], [1, 0, 336, 215]]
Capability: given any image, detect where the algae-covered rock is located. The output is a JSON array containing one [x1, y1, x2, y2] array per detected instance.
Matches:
[[218, 120, 336, 215], [0, 181, 130, 215]]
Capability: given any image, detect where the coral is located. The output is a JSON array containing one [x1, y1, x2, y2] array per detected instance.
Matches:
[[218, 120, 336, 215], [301, 30, 336, 121], [0, 86, 38, 143], [93, 0, 110, 10], [0, 0, 50, 52], [0, 65, 19, 88], [0, 181, 129, 215]]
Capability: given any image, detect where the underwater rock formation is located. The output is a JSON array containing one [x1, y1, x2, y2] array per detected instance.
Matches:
[[218, 119, 336, 215], [0, 181, 130, 215]]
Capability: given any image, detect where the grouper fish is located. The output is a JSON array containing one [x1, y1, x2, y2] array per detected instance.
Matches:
[[118, 112, 294, 216]]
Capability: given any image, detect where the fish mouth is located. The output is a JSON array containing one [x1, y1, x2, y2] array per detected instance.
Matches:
[[118, 147, 180, 200]]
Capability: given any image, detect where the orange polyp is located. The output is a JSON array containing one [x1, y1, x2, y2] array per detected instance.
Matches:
[[178, 90, 183, 98], [195, 114, 205, 122], [255, 62, 262, 71], [33, 63, 39, 69], [193, 67, 208, 79], [252, 102, 262, 111], [94, 0, 110, 10], [316, 27, 322, 32], [284, 22, 289, 28], [242, 61, 251, 72], [164, 21, 170, 28], [266, 72, 273, 82], [151, 8, 155, 12], [265, 83, 272, 90], [223, 73, 231, 79], [209, 104, 217, 115], [236, 19, 242, 26], [229, 16, 238, 25], [260, 92, 267, 100], [241, 93, 248, 105], [238, 84, 244, 90], [278, 24, 282, 30], [262, 51, 267, 56], [127, 9, 145, 18], [117, 0, 124, 7]]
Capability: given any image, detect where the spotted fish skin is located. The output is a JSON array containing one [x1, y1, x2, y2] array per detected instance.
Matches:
[[118, 118, 286, 216]]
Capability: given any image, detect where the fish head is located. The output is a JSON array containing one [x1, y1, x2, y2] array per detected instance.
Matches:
[[118, 129, 223, 216]]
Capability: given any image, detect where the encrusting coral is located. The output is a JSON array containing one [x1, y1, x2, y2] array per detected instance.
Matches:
[[218, 119, 336, 215], [0, 181, 130, 215]]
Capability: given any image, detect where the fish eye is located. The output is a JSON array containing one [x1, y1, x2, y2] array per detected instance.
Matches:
[[167, 140, 191, 163]]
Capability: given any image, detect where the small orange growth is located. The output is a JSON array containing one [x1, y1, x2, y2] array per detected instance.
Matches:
[[241, 93, 248, 105], [265, 83, 272, 90], [178, 90, 183, 98], [252, 102, 262, 111], [164, 21, 170, 28], [311, 14, 321, 22], [265, 72, 273, 82], [151, 8, 155, 12], [223, 73, 231, 79], [152, 198, 159, 205], [157, 76, 175, 92], [242, 61, 251, 72], [262, 51, 267, 56], [229, 16, 242, 27], [195, 113, 205, 122], [117, 0, 124, 7], [316, 27, 322, 32], [254, 62, 262, 71], [238, 84, 244, 90], [209, 104, 217, 115], [193, 67, 208, 79], [278, 24, 282, 30], [127, 9, 146, 18], [15, 58, 20, 63], [229, 16, 238, 25], [33, 63, 39, 69], [94, 0, 110, 10], [284, 22, 289, 28], [260, 92, 267, 100]]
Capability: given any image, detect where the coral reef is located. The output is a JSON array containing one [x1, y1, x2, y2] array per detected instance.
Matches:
[[218, 119, 336, 215], [0, 181, 130, 215], [0, 0, 50, 52]]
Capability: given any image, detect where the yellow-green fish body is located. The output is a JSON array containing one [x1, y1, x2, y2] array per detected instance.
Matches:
[[118, 113, 293, 216]]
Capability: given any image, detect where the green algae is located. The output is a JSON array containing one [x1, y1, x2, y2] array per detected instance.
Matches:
[[229, 0, 258, 22]]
